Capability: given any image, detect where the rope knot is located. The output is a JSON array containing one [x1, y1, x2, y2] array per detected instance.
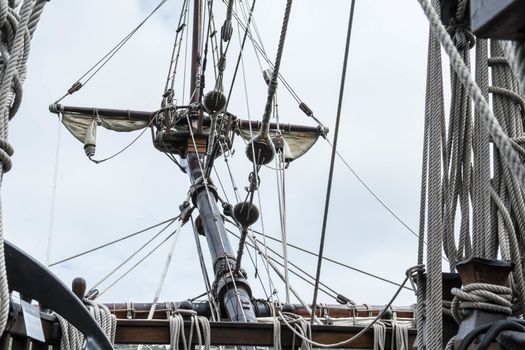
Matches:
[[0, 138, 14, 172]]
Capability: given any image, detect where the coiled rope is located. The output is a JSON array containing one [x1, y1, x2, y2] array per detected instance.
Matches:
[[450, 283, 513, 323], [501, 40, 525, 98], [56, 300, 117, 350], [0, 0, 48, 333]]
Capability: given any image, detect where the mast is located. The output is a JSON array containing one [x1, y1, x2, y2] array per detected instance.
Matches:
[[186, 0, 257, 323], [190, 0, 201, 104]]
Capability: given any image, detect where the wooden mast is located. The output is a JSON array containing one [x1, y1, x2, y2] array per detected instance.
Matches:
[[185, 0, 257, 323]]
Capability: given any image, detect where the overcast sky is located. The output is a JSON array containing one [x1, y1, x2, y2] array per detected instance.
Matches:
[[4, 0, 433, 309]]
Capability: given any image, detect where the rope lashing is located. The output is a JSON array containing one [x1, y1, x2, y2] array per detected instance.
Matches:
[[450, 283, 513, 323]]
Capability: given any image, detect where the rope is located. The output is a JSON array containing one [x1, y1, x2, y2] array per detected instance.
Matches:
[[54, 0, 169, 103], [49, 216, 179, 267], [278, 265, 423, 348], [417, 0, 525, 190], [372, 321, 386, 350], [225, 223, 412, 291], [169, 311, 210, 350], [46, 114, 63, 266], [258, 0, 293, 139], [0, 0, 48, 333], [56, 300, 117, 350], [450, 283, 513, 323], [311, 0, 356, 323], [145, 220, 185, 321], [501, 40, 525, 98]]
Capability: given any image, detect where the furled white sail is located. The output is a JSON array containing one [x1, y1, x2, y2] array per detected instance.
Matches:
[[61, 112, 149, 155], [237, 127, 320, 162]]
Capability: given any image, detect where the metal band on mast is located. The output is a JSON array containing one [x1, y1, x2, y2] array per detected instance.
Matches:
[[186, 0, 257, 323]]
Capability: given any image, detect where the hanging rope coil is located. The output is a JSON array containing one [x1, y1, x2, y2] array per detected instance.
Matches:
[[501, 40, 525, 98], [56, 300, 117, 350], [450, 283, 513, 323], [0, 0, 48, 334], [169, 310, 211, 350]]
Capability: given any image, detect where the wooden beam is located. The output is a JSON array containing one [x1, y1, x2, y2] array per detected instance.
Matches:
[[115, 320, 416, 349]]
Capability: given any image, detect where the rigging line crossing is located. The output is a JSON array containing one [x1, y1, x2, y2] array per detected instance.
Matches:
[[49, 216, 179, 267], [137, 220, 185, 350], [279, 265, 423, 348], [146, 220, 184, 319], [226, 0, 301, 104], [98, 225, 183, 297], [55, 0, 169, 103], [165, 0, 190, 93], [230, 230, 339, 300], [244, 240, 271, 300], [184, 115, 249, 323], [246, 233, 321, 323], [311, 0, 356, 325], [190, 217, 221, 321], [91, 218, 178, 290], [223, 0, 257, 113], [224, 224, 412, 291]]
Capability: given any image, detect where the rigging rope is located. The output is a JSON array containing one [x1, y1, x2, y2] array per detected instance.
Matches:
[[97, 225, 182, 297], [311, 0, 356, 324], [92, 219, 178, 292], [55, 0, 169, 103], [415, 0, 525, 347], [46, 114, 63, 266], [278, 265, 423, 348], [0, 0, 48, 333], [258, 0, 293, 139], [49, 216, 179, 267], [56, 300, 117, 350], [224, 222, 412, 291]]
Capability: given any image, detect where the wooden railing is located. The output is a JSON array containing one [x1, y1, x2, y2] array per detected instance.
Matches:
[[1, 308, 416, 349]]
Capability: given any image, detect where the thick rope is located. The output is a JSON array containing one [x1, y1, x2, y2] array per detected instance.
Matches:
[[417, 0, 525, 190], [56, 300, 117, 350], [169, 311, 210, 350], [450, 283, 513, 323], [0, 0, 47, 333], [258, 0, 293, 139], [501, 40, 525, 98]]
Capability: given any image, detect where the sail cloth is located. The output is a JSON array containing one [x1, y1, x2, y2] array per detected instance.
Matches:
[[61, 111, 149, 156], [237, 126, 320, 162]]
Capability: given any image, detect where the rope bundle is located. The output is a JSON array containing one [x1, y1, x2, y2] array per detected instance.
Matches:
[[56, 301, 117, 350], [451, 283, 513, 323], [0, 0, 47, 334], [169, 310, 210, 350]]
